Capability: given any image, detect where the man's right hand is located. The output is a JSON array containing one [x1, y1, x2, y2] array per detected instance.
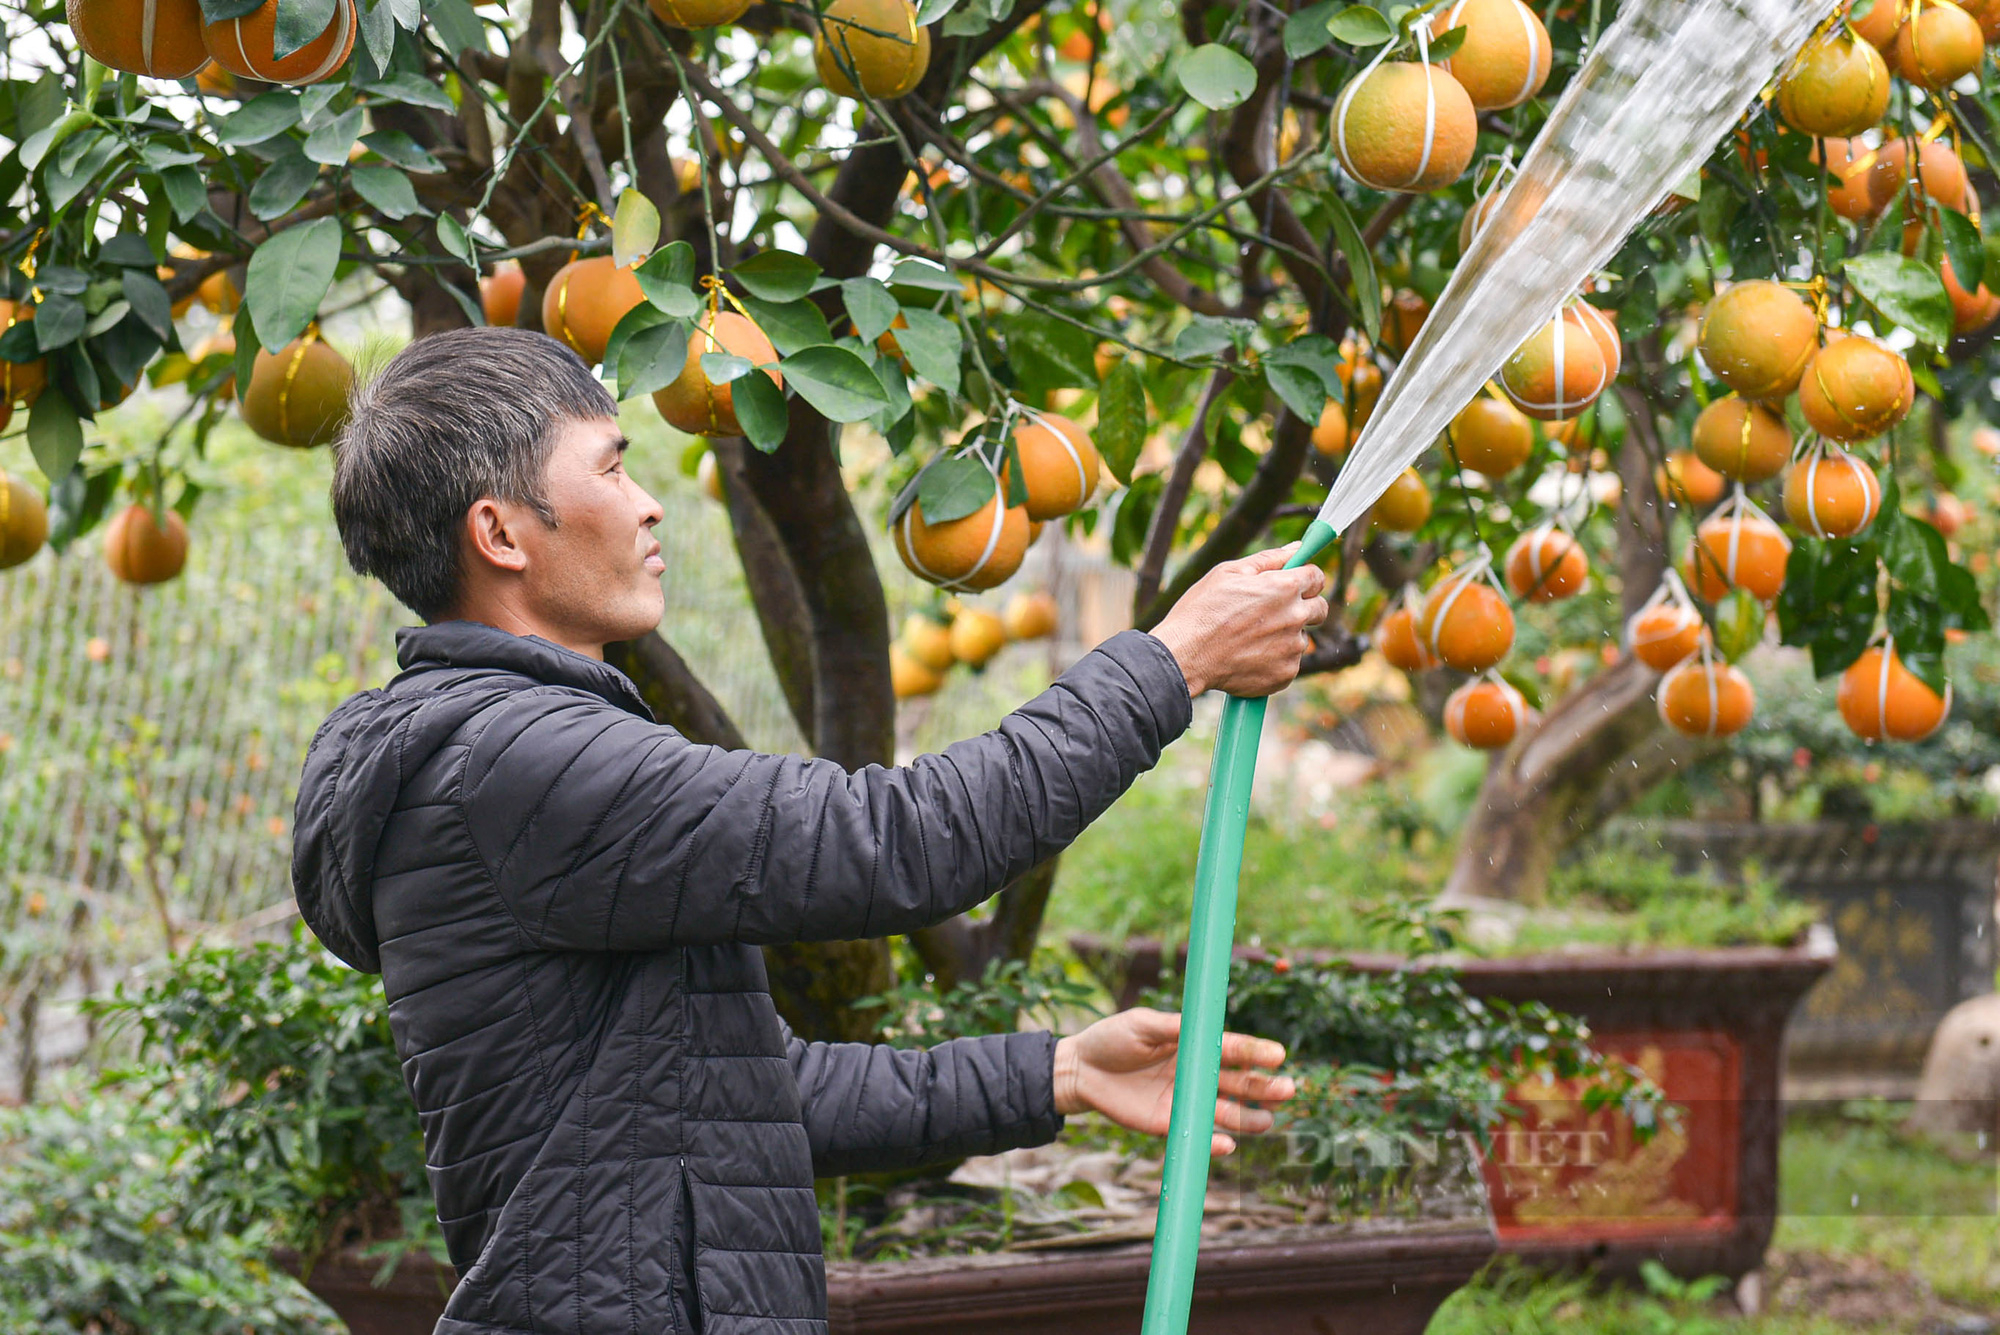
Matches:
[[1149, 544, 1330, 698]]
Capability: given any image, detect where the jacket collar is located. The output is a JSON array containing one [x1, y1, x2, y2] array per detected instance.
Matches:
[[394, 620, 655, 721]]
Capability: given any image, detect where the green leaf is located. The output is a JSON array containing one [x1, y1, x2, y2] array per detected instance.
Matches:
[[1173, 314, 1255, 360], [32, 294, 86, 352], [303, 107, 364, 165], [915, 0, 961, 21], [273, 0, 340, 60], [739, 294, 833, 358], [635, 242, 700, 318], [360, 74, 457, 112], [733, 371, 790, 452], [776, 345, 890, 422], [360, 129, 444, 173], [1110, 470, 1162, 564], [1096, 359, 1147, 486], [730, 251, 822, 303], [199, 0, 264, 19], [248, 150, 320, 221], [916, 455, 997, 523], [612, 188, 660, 269], [1427, 22, 1468, 59], [436, 213, 475, 266], [1775, 536, 1879, 678], [120, 268, 174, 340], [1886, 588, 1948, 695], [350, 164, 426, 218], [158, 165, 207, 223], [868, 351, 913, 433], [1937, 204, 1984, 294], [614, 321, 688, 400], [1844, 252, 1952, 346], [244, 216, 341, 351], [1284, 0, 1340, 57], [26, 392, 84, 483], [887, 259, 961, 292], [358, 0, 395, 71], [701, 351, 754, 385], [1009, 311, 1099, 387], [1327, 4, 1395, 44], [1179, 44, 1257, 112], [895, 307, 962, 395], [602, 302, 670, 371], [426, 0, 487, 55], [1323, 188, 1380, 342], [99, 234, 155, 268], [1713, 588, 1766, 663], [841, 278, 899, 344], [1878, 499, 1943, 601]]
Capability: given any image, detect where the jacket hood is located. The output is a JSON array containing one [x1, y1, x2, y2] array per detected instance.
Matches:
[[290, 620, 652, 972]]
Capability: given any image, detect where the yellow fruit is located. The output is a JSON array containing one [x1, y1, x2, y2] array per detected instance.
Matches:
[[1847, 0, 1901, 47], [890, 644, 944, 699], [1371, 468, 1432, 532], [103, 503, 190, 585], [1626, 602, 1706, 670], [1504, 524, 1588, 601], [1682, 506, 1792, 603], [1379, 289, 1431, 356], [1839, 642, 1951, 740], [1003, 590, 1059, 640], [1777, 28, 1890, 136], [1340, 344, 1384, 432], [1798, 333, 1913, 444], [1892, 0, 1985, 87], [1433, 0, 1551, 109], [1445, 393, 1534, 475], [1692, 395, 1791, 482], [652, 312, 784, 438], [696, 450, 724, 503], [1009, 411, 1099, 520], [482, 262, 525, 328], [240, 337, 353, 448], [1867, 136, 1971, 215], [948, 607, 1008, 666], [1375, 601, 1439, 671], [1445, 676, 1529, 748], [901, 613, 955, 672], [1312, 399, 1350, 457], [202, 0, 354, 84], [1332, 62, 1478, 192], [1418, 576, 1515, 672], [0, 469, 49, 570], [1698, 280, 1818, 400], [1500, 311, 1606, 420], [1, 301, 47, 407], [1563, 297, 1622, 380], [1658, 659, 1755, 736], [647, 0, 751, 26], [70, 0, 210, 80], [1783, 446, 1881, 538], [541, 256, 647, 367], [893, 490, 1031, 590], [1277, 107, 1303, 163], [815, 0, 931, 99]]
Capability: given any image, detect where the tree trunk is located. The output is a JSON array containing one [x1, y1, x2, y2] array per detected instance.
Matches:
[[907, 857, 1061, 992]]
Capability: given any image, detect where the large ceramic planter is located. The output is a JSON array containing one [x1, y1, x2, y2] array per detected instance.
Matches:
[[1072, 931, 1836, 1285], [278, 1248, 453, 1335], [1635, 818, 2000, 1097]]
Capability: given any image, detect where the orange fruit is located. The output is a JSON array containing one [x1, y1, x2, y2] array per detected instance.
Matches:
[[1626, 602, 1707, 670], [1921, 491, 1969, 537], [1658, 659, 1756, 736], [1697, 280, 1817, 400], [1009, 411, 1099, 520], [0, 300, 46, 407], [890, 644, 944, 699], [69, 0, 210, 77], [1432, 0, 1551, 110], [240, 337, 353, 447], [1942, 253, 2000, 334], [1563, 297, 1622, 381], [1798, 333, 1913, 444], [948, 606, 1008, 666], [1867, 136, 1971, 215], [1777, 28, 1890, 136], [1371, 468, 1432, 532], [1500, 310, 1607, 419], [900, 613, 955, 672], [1655, 450, 1727, 508], [1003, 590, 1059, 640], [1312, 399, 1350, 457], [1838, 642, 1951, 740], [1783, 446, 1882, 538], [1504, 524, 1588, 601], [648, 0, 751, 25], [1692, 395, 1792, 482], [0, 469, 49, 570], [1332, 62, 1478, 192], [652, 312, 783, 438], [1379, 289, 1432, 356], [1341, 347, 1384, 432], [541, 256, 646, 366], [893, 489, 1031, 590], [1445, 677, 1530, 749], [482, 262, 525, 328], [103, 503, 190, 585], [1445, 394, 1534, 475], [1847, 0, 1902, 47], [1817, 137, 1878, 221], [202, 0, 355, 84], [1891, 0, 1985, 87], [1961, 0, 2000, 40], [815, 0, 931, 99], [1682, 507, 1793, 602], [1375, 601, 1439, 671], [1419, 576, 1515, 672]]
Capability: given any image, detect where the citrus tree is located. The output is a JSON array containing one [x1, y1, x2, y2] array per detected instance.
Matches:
[[2, 0, 1997, 1030]]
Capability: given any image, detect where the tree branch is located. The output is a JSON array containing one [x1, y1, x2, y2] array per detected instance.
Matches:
[[1134, 367, 1234, 613]]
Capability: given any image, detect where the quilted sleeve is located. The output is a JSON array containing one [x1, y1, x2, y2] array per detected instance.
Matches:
[[784, 1025, 1064, 1176], [462, 630, 1192, 950]]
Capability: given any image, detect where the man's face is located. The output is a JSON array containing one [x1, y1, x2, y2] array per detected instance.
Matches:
[[514, 416, 666, 646]]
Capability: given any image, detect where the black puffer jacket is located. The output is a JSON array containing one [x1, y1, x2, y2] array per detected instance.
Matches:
[[291, 620, 1191, 1335]]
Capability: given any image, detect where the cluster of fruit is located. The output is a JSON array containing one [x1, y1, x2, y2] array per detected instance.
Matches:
[[888, 592, 1060, 700], [0, 466, 193, 587], [66, 0, 358, 87]]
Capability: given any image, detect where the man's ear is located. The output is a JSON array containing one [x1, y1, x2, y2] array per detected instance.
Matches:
[[464, 498, 531, 576]]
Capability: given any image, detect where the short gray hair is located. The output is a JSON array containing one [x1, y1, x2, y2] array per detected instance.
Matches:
[[333, 328, 617, 621]]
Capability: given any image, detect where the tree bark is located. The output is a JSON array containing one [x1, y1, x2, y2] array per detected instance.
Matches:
[[907, 857, 1061, 992]]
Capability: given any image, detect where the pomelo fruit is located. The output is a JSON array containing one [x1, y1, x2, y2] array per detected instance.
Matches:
[[1375, 600, 1439, 671], [0, 300, 46, 406], [1797, 332, 1913, 443], [1418, 576, 1515, 672], [1942, 253, 2000, 334], [1504, 524, 1588, 601], [901, 613, 954, 672], [103, 503, 190, 585], [1682, 506, 1792, 602], [1819, 136, 1878, 221], [1340, 342, 1384, 431], [1312, 399, 1350, 457], [1380, 288, 1431, 356], [1626, 601, 1706, 670], [1432, 0, 1551, 110], [1839, 642, 1951, 740], [1445, 394, 1534, 475], [1692, 395, 1791, 482], [948, 606, 1008, 666], [1372, 468, 1432, 532], [202, 0, 354, 84], [1783, 445, 1881, 538], [653, 312, 783, 438], [1777, 28, 1890, 135], [1445, 676, 1530, 749], [1500, 310, 1607, 420], [70, 0, 210, 79], [541, 255, 646, 366], [815, 0, 931, 99], [1847, 0, 1902, 47], [1003, 590, 1059, 640], [890, 644, 944, 698], [1892, 0, 1985, 87], [0, 469, 49, 570], [1867, 136, 1971, 215], [240, 337, 353, 447], [1009, 411, 1099, 520], [1697, 280, 1817, 399], [1658, 658, 1755, 736], [893, 489, 1031, 590], [481, 262, 525, 328], [1563, 297, 1622, 380], [1332, 62, 1478, 193]]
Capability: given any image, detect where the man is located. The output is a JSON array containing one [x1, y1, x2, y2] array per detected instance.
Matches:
[[293, 327, 1329, 1335]]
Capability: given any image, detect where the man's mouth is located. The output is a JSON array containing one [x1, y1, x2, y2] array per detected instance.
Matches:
[[643, 542, 665, 575]]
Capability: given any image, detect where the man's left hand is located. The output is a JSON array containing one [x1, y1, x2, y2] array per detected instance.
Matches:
[[1052, 1008, 1296, 1156]]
